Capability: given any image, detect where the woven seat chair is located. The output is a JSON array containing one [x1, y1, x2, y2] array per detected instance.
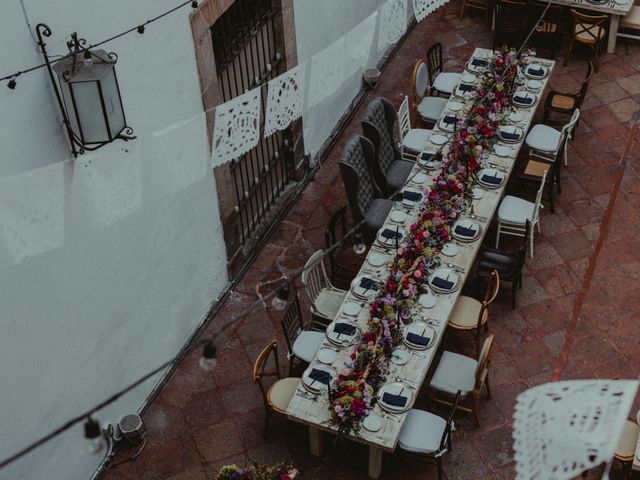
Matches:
[[361, 97, 414, 197], [565, 9, 608, 72], [543, 62, 592, 127], [338, 135, 393, 244]]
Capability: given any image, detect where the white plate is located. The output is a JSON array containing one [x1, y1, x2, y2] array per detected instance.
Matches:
[[342, 301, 362, 316], [351, 275, 381, 300], [494, 145, 513, 157], [452, 219, 481, 242], [390, 348, 411, 365], [430, 134, 449, 145], [326, 320, 359, 347], [362, 414, 385, 432], [302, 364, 336, 393], [441, 243, 459, 257], [512, 90, 537, 108], [378, 382, 413, 413], [403, 322, 437, 350], [428, 268, 460, 294], [409, 171, 429, 185], [527, 79, 542, 90], [461, 73, 476, 83], [389, 209, 407, 223], [477, 168, 506, 189], [508, 111, 524, 123], [448, 101, 464, 112], [317, 348, 338, 364], [616, 0, 629, 4], [377, 226, 406, 246], [470, 187, 485, 199], [498, 125, 524, 143], [418, 292, 437, 308]]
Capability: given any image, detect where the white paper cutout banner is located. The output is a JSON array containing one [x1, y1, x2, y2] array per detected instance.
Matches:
[[0, 162, 65, 263], [212, 87, 261, 167], [413, 0, 435, 20], [513, 380, 639, 480], [378, 0, 408, 55], [346, 12, 378, 78], [264, 61, 308, 137], [307, 35, 348, 109]]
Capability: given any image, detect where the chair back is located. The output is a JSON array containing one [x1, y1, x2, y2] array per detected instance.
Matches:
[[473, 334, 495, 392], [494, 0, 531, 49], [438, 389, 462, 454], [426, 43, 443, 88], [560, 108, 580, 142], [575, 62, 594, 109], [280, 294, 305, 355], [516, 220, 532, 270], [253, 340, 282, 406], [571, 9, 608, 43], [361, 97, 401, 179], [530, 1, 564, 51], [532, 170, 548, 224], [397, 96, 412, 142], [412, 60, 430, 101], [477, 270, 500, 329], [338, 135, 381, 225], [301, 250, 331, 307]]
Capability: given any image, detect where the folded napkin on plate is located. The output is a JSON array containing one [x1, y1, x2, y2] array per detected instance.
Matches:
[[309, 368, 332, 385], [442, 115, 457, 125], [381, 228, 403, 240], [458, 83, 475, 92], [500, 129, 520, 140], [431, 276, 454, 290], [333, 323, 356, 336], [481, 173, 503, 185], [403, 190, 422, 202], [454, 225, 477, 237], [382, 392, 408, 407], [471, 58, 488, 67], [527, 67, 545, 77], [513, 95, 533, 105], [406, 332, 431, 346], [359, 277, 379, 290], [420, 151, 436, 162]]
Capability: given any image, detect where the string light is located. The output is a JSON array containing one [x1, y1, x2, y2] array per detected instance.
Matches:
[[352, 232, 367, 255], [83, 50, 93, 67], [83, 418, 105, 454], [7, 77, 17, 89], [271, 284, 290, 311], [137, 25, 145, 34], [198, 342, 217, 371], [191, 0, 198, 12]]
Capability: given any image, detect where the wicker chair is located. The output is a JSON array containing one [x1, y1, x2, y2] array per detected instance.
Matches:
[[543, 62, 592, 127], [565, 9, 608, 72]]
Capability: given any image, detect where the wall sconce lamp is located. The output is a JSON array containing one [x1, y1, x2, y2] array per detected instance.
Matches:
[[36, 24, 134, 157]]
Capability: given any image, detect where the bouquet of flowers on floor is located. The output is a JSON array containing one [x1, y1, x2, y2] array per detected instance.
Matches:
[[216, 461, 298, 480]]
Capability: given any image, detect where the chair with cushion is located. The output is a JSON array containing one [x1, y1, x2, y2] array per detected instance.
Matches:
[[324, 205, 358, 290], [398, 95, 432, 159], [493, 0, 532, 51], [529, 1, 565, 56], [280, 293, 325, 373], [477, 221, 530, 309], [253, 340, 301, 437], [543, 62, 592, 127], [448, 271, 500, 357], [301, 250, 348, 332], [399, 390, 462, 480], [613, 419, 640, 477], [338, 135, 394, 244], [362, 97, 414, 196], [411, 60, 449, 127], [496, 170, 547, 258], [429, 334, 495, 426], [426, 43, 463, 97], [617, 5, 640, 52], [565, 9, 608, 72]]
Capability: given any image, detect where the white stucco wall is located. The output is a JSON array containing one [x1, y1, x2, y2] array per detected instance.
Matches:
[[0, 1, 228, 479]]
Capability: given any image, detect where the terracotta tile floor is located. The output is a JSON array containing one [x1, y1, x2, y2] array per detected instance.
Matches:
[[103, 2, 640, 479]]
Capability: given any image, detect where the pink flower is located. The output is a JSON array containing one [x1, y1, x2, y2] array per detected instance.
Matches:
[[334, 405, 343, 413], [414, 270, 422, 278]]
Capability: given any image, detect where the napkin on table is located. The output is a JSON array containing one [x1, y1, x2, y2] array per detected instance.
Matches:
[[513, 95, 533, 105], [333, 323, 357, 336], [431, 276, 455, 290], [309, 368, 332, 385], [381, 228, 403, 239], [382, 392, 408, 407], [481, 173, 503, 185], [359, 277, 378, 290], [500, 129, 521, 140], [454, 225, 477, 237], [406, 332, 431, 346], [403, 191, 422, 202]]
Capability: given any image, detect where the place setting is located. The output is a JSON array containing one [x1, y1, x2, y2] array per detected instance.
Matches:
[[428, 266, 461, 294], [377, 382, 414, 414], [451, 217, 481, 243], [388, 208, 408, 225], [326, 319, 360, 347], [429, 132, 450, 146], [453, 82, 477, 99], [301, 364, 337, 395], [418, 150, 442, 170], [351, 275, 382, 301], [402, 321, 437, 350], [400, 188, 424, 208], [512, 90, 537, 108], [477, 167, 506, 189], [438, 113, 460, 133], [493, 144, 515, 158], [407, 170, 429, 186], [524, 62, 550, 79], [497, 124, 524, 143], [376, 225, 406, 249], [466, 56, 490, 74]]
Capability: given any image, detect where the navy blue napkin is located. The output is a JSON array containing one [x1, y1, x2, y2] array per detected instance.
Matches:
[[527, 66, 544, 77], [481, 173, 503, 185], [359, 277, 378, 290], [406, 332, 430, 346], [454, 225, 477, 237], [442, 115, 457, 125], [420, 151, 436, 162], [403, 191, 422, 202], [513, 95, 533, 105], [500, 129, 520, 140], [381, 228, 402, 240], [471, 58, 488, 67], [431, 276, 454, 290], [458, 83, 475, 92], [309, 368, 332, 385], [382, 392, 408, 407], [333, 323, 356, 336]]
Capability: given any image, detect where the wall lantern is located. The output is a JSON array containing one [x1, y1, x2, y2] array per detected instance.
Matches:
[[36, 24, 134, 157]]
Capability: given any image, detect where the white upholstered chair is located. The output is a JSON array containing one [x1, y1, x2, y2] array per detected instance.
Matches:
[[525, 108, 580, 166], [411, 60, 448, 125], [397, 95, 432, 159], [301, 250, 348, 330]]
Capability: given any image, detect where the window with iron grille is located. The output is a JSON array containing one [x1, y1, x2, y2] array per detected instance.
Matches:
[[211, 0, 296, 261]]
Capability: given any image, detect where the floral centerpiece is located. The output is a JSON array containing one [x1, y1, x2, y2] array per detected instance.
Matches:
[[328, 47, 528, 435], [216, 462, 298, 480]]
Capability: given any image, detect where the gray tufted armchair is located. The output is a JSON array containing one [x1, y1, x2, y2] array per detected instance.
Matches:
[[338, 136, 394, 244], [361, 97, 414, 197]]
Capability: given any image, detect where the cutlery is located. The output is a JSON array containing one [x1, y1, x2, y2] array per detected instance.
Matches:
[[447, 263, 466, 274]]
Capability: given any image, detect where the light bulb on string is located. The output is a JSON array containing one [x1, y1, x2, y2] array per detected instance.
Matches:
[[137, 25, 145, 34], [271, 284, 290, 311], [191, 0, 198, 12], [83, 50, 93, 67], [83, 417, 105, 454], [199, 342, 217, 371], [353, 233, 367, 255], [7, 77, 17, 89]]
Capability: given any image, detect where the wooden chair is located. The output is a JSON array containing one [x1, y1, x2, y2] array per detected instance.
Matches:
[[280, 293, 324, 373], [253, 340, 300, 437], [397, 95, 432, 159], [411, 60, 448, 128], [613, 420, 640, 477], [460, 0, 492, 22], [565, 9, 608, 72], [324, 205, 358, 289], [447, 271, 500, 357], [493, 0, 532, 51], [429, 334, 495, 427], [426, 43, 462, 97], [398, 390, 462, 480], [543, 62, 592, 127], [529, 1, 565, 55]]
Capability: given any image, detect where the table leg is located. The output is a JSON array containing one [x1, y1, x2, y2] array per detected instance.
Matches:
[[368, 446, 383, 479], [607, 14, 620, 54], [308, 427, 324, 456]]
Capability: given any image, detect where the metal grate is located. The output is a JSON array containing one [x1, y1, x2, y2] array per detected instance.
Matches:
[[211, 0, 293, 250]]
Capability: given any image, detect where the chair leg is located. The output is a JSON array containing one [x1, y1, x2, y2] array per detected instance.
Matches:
[[564, 36, 575, 66], [495, 223, 501, 249], [548, 183, 555, 214], [511, 282, 517, 309], [473, 398, 481, 427], [593, 44, 599, 72], [264, 407, 272, 439], [529, 230, 535, 258], [437, 457, 443, 480], [460, 0, 466, 18], [485, 372, 492, 399]]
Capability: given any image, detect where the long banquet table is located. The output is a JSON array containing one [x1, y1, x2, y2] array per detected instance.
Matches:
[[286, 47, 555, 479]]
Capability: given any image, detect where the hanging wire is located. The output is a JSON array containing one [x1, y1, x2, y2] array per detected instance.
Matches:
[[0, 0, 557, 470]]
